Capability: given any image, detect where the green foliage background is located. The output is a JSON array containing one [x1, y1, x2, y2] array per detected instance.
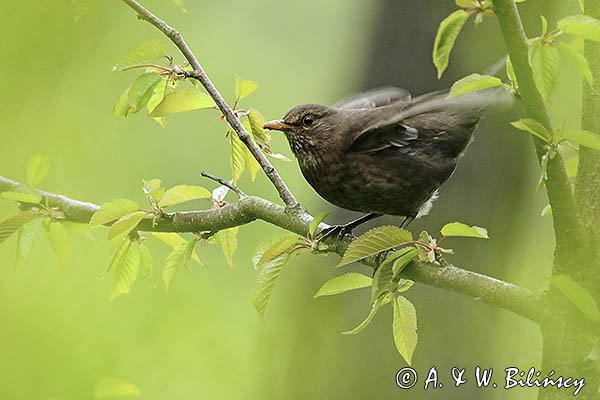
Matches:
[[0, 0, 584, 399]]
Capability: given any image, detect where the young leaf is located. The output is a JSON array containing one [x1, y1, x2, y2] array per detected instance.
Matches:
[[146, 79, 168, 113], [392, 296, 418, 365], [558, 15, 600, 42], [510, 119, 552, 142], [448, 74, 504, 97], [114, 39, 168, 70], [247, 108, 270, 147], [441, 222, 489, 238], [0, 190, 42, 204], [143, 178, 164, 202], [433, 9, 470, 78], [389, 247, 421, 276], [562, 129, 600, 151], [128, 73, 163, 113], [314, 273, 372, 298], [343, 296, 386, 335], [150, 89, 214, 117], [16, 218, 42, 268], [107, 211, 147, 240], [540, 15, 548, 35], [371, 257, 395, 302], [552, 275, 600, 321], [104, 238, 131, 277], [111, 241, 141, 300], [308, 212, 331, 238], [157, 185, 211, 208], [43, 219, 70, 265], [0, 211, 39, 245], [94, 377, 141, 399], [213, 227, 239, 267], [559, 43, 593, 86], [230, 130, 247, 182], [151, 232, 201, 264], [506, 56, 518, 89], [113, 86, 133, 118], [455, 0, 477, 8], [234, 75, 258, 101], [26, 155, 51, 186], [163, 238, 198, 290], [171, 0, 186, 12], [243, 120, 261, 181], [138, 242, 154, 279], [91, 199, 139, 226], [337, 226, 412, 267], [529, 43, 560, 100]]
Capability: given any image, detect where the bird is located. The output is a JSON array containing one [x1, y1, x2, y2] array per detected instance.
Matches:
[[263, 87, 509, 238]]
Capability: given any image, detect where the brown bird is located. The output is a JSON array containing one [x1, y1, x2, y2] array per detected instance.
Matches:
[[263, 87, 508, 238]]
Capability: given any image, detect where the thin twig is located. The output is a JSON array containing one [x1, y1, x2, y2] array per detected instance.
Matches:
[[201, 171, 246, 197], [119, 0, 299, 208]]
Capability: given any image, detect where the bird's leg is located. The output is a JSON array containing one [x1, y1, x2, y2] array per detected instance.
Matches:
[[400, 215, 416, 229], [318, 213, 383, 241]]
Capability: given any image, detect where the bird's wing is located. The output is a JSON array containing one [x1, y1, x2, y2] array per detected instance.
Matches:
[[332, 87, 411, 110]]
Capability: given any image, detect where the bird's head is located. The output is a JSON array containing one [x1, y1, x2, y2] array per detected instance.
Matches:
[[263, 104, 338, 157]]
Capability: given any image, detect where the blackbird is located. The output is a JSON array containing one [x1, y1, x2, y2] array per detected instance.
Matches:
[[263, 87, 508, 238]]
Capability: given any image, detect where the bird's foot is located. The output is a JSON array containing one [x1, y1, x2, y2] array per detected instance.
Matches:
[[317, 224, 356, 241]]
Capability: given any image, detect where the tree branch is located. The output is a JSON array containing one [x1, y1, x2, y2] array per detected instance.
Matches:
[[119, 0, 298, 208], [0, 175, 542, 322]]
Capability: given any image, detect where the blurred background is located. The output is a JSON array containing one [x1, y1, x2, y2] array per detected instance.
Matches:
[[0, 0, 583, 399]]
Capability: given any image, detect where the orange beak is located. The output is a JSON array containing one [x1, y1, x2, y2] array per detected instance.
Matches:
[[263, 119, 293, 131]]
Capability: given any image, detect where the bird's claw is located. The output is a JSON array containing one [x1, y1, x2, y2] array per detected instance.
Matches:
[[317, 224, 355, 241]]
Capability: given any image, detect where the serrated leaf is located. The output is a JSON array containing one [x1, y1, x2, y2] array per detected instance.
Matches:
[[511, 118, 552, 142], [433, 9, 470, 78], [343, 296, 385, 335], [371, 258, 395, 302], [309, 212, 331, 237], [243, 120, 261, 181], [235, 75, 258, 101], [559, 43, 593, 86], [552, 275, 600, 321], [104, 238, 131, 277], [314, 273, 372, 298], [138, 243, 154, 279], [143, 178, 164, 202], [385, 247, 421, 276], [0, 211, 39, 245], [107, 211, 147, 240], [91, 199, 139, 226], [213, 227, 239, 267], [562, 129, 600, 150], [558, 15, 600, 42], [529, 43, 560, 100], [150, 89, 214, 117], [337, 226, 413, 267], [158, 185, 211, 208], [43, 220, 70, 265], [16, 218, 42, 268], [151, 232, 201, 264], [94, 376, 141, 399], [230, 130, 247, 182], [111, 241, 141, 300], [128, 73, 163, 113], [393, 296, 418, 365], [449, 74, 503, 97], [113, 86, 133, 118], [114, 39, 168, 70], [0, 190, 42, 204], [255, 234, 301, 269], [163, 238, 198, 290], [26, 154, 51, 186], [441, 222, 489, 238], [247, 108, 270, 146], [171, 0, 186, 12]]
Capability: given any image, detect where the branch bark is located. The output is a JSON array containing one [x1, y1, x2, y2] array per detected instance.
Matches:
[[119, 0, 298, 208], [0, 174, 542, 322]]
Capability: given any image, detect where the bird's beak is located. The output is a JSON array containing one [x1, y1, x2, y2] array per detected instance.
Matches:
[[263, 119, 293, 131]]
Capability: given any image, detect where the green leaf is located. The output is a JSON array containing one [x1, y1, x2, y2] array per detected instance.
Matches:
[[455, 0, 477, 8], [94, 376, 141, 399], [16, 218, 42, 268], [337, 226, 413, 267], [235, 75, 258, 101], [128, 73, 163, 113], [110, 241, 141, 300], [26, 154, 51, 186], [114, 39, 168, 70], [138, 243, 154, 279], [552, 275, 600, 321], [540, 15, 548, 35], [157, 185, 211, 208], [230, 130, 247, 183], [529, 43, 560, 100], [343, 296, 386, 335], [91, 199, 139, 226], [448, 74, 504, 97], [314, 273, 372, 298], [441, 222, 489, 238], [433, 9, 470, 78], [371, 257, 395, 301], [0, 211, 39, 245], [43, 220, 70, 265], [392, 296, 418, 365], [243, 120, 261, 181], [142, 178, 164, 202], [113, 86, 133, 118], [146, 79, 168, 115], [579, 0, 585, 11], [558, 15, 600, 42], [163, 238, 198, 290], [559, 43, 593, 86], [562, 129, 600, 150], [511, 118, 552, 142], [107, 211, 147, 240], [151, 232, 201, 264], [506, 56, 518, 88], [103, 238, 130, 277], [150, 89, 214, 117], [309, 212, 331, 238], [564, 155, 579, 177], [0, 190, 42, 204], [253, 235, 302, 317], [387, 247, 421, 276], [247, 108, 270, 147], [213, 227, 239, 267], [171, 0, 186, 13]]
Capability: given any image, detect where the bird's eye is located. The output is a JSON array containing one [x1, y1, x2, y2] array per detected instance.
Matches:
[[302, 115, 315, 127]]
